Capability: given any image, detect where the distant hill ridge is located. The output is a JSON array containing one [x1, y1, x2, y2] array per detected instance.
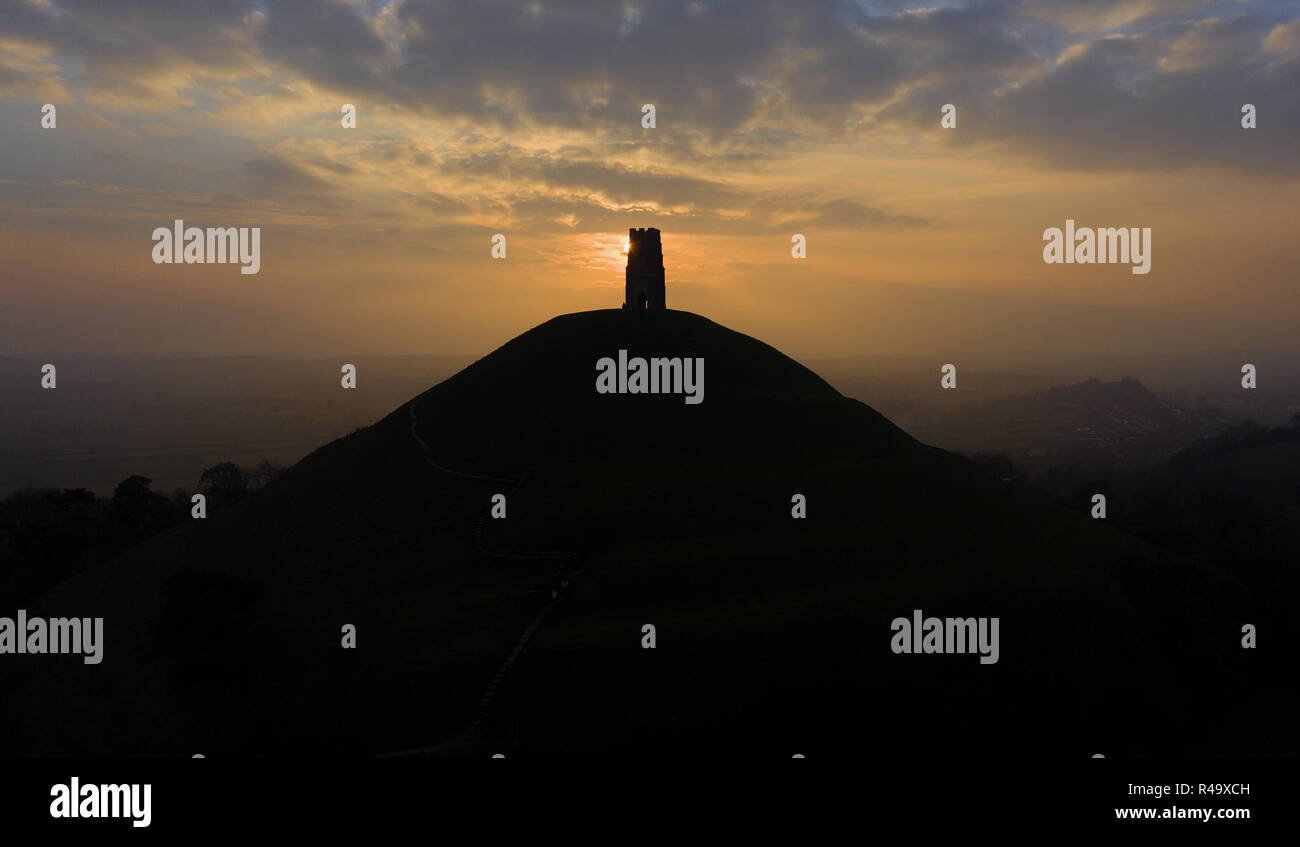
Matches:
[[1042, 376, 1158, 405]]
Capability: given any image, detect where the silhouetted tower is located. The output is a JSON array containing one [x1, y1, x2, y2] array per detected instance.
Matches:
[[623, 227, 665, 310]]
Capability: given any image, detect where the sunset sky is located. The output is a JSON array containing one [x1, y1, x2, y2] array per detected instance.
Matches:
[[1, 0, 1298, 360]]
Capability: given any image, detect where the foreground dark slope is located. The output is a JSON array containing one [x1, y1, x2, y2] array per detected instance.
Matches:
[[0, 310, 1264, 756]]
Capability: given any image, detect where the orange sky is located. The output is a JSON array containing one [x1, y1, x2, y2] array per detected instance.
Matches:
[[2, 0, 1298, 360]]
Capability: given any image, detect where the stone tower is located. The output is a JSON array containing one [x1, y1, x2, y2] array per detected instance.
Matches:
[[623, 227, 665, 310]]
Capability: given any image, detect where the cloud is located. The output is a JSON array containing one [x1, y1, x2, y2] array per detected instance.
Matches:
[[1158, 16, 1266, 71], [975, 18, 1300, 174], [0, 36, 68, 101], [1263, 18, 1300, 52], [2, 0, 1297, 240], [874, 9, 1300, 176], [243, 155, 340, 197], [254, 0, 394, 94], [142, 122, 194, 138], [1019, 0, 1244, 34]]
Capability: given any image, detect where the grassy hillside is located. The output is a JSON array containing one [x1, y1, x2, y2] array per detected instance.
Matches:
[[0, 310, 1274, 757]]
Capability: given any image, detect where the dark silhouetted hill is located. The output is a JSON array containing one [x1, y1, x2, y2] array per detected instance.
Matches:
[[0, 311, 1281, 757]]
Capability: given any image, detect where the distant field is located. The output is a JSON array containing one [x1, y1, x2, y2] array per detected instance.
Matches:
[[0, 355, 473, 496]]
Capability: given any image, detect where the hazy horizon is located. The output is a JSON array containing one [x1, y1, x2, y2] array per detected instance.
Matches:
[[6, 316, 1300, 377]]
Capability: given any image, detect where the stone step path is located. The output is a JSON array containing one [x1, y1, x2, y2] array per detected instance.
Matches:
[[378, 393, 585, 757]]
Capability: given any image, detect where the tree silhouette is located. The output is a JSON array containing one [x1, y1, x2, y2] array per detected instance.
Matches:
[[104, 475, 178, 558], [199, 461, 250, 508]]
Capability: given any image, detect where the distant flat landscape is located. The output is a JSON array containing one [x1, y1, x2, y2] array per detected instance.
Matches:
[[0, 355, 473, 496]]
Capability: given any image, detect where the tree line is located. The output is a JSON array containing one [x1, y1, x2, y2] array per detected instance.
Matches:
[[0, 461, 282, 607]]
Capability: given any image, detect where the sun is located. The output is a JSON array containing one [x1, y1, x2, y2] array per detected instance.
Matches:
[[622, 239, 630, 254]]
